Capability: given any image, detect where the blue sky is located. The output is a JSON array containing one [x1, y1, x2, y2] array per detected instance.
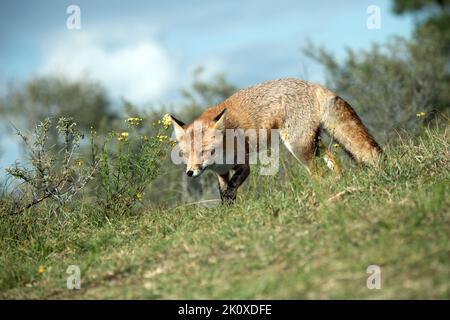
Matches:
[[0, 0, 414, 170]]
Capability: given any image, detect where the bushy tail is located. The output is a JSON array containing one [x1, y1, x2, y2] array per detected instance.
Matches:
[[320, 96, 381, 165]]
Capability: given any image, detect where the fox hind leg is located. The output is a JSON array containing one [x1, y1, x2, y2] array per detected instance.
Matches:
[[280, 126, 320, 174]]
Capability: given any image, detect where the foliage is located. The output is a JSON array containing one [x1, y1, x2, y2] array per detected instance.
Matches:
[[304, 35, 448, 140], [302, 0, 449, 140], [5, 118, 95, 216], [3, 115, 172, 216], [94, 115, 173, 214], [0, 76, 116, 146], [392, 0, 449, 15]]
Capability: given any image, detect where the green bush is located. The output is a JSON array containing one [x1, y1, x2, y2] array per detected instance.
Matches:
[[3, 115, 173, 217], [5, 118, 95, 216], [94, 115, 173, 215]]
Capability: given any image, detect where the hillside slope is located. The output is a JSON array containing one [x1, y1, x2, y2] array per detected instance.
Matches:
[[1, 128, 449, 299]]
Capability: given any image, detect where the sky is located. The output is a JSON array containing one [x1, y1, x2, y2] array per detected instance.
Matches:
[[0, 0, 414, 171]]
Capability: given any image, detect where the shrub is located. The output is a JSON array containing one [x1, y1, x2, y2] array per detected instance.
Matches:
[[94, 115, 173, 215], [4, 115, 172, 217], [5, 117, 95, 216]]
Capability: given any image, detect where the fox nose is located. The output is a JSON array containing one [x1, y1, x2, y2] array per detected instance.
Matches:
[[186, 170, 194, 177]]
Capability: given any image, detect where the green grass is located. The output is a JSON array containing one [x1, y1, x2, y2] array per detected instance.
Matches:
[[0, 128, 449, 299]]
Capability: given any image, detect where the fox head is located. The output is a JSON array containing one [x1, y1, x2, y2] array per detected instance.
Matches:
[[169, 109, 226, 177]]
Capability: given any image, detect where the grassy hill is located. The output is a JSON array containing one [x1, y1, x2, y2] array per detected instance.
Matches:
[[0, 127, 448, 299]]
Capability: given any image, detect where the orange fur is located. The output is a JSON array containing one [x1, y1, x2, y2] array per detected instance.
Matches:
[[170, 78, 381, 203]]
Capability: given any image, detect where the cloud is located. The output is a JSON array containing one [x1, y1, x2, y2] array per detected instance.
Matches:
[[38, 29, 175, 105]]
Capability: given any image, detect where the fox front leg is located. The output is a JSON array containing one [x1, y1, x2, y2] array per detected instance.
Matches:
[[221, 164, 250, 204], [217, 172, 230, 203]]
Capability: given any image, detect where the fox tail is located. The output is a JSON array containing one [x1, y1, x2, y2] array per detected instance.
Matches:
[[320, 96, 382, 165]]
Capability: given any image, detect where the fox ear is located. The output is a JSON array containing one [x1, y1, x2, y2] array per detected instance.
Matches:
[[169, 114, 185, 140], [213, 108, 227, 130]]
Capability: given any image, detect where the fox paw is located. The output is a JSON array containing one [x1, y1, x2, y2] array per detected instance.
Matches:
[[222, 188, 236, 204]]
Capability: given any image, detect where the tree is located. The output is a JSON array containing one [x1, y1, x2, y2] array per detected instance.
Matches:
[[393, 0, 450, 54], [0, 76, 116, 142], [302, 1, 449, 140], [393, 0, 450, 121], [392, 0, 449, 14]]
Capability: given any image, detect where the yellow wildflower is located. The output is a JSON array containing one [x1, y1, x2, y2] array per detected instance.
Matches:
[[117, 132, 129, 142], [157, 134, 169, 142], [416, 112, 426, 118], [333, 143, 340, 149], [38, 265, 45, 274], [126, 117, 143, 126], [162, 114, 172, 129]]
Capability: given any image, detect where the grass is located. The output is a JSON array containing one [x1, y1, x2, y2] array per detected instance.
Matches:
[[0, 128, 449, 299]]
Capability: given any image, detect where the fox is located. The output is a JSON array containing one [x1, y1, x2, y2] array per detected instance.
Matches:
[[170, 78, 381, 203]]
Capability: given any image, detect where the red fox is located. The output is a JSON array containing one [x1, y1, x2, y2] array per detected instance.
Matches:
[[170, 78, 381, 203]]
